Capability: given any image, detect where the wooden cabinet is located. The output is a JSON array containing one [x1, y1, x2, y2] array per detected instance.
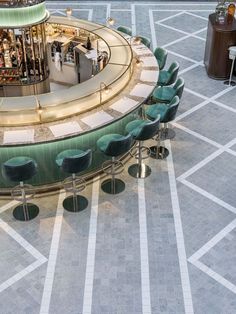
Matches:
[[204, 13, 236, 80]]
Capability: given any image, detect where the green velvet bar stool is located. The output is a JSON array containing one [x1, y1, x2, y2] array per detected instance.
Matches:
[[152, 77, 185, 103], [146, 96, 180, 159], [117, 26, 132, 36], [157, 61, 179, 86], [97, 133, 132, 194], [56, 149, 92, 212], [139, 36, 151, 48], [154, 47, 168, 70], [125, 116, 160, 178], [2, 156, 39, 221]]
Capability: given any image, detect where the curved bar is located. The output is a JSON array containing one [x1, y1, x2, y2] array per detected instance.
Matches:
[[0, 17, 159, 191], [0, 16, 133, 126]]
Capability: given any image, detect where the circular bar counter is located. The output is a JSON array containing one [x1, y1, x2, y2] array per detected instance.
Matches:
[[0, 16, 159, 192]]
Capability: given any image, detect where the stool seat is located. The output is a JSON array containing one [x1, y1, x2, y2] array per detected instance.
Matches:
[[125, 120, 149, 138], [56, 149, 85, 168], [152, 86, 176, 103], [3, 156, 37, 182], [2, 156, 39, 221], [145, 103, 167, 120], [97, 134, 125, 155]]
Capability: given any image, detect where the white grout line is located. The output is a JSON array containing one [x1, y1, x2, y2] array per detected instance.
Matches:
[[111, 9, 132, 12], [131, 3, 136, 36], [138, 179, 152, 314], [177, 148, 225, 181], [88, 9, 93, 22], [0, 259, 46, 293], [167, 50, 200, 64], [172, 122, 222, 149], [192, 260, 236, 294], [162, 26, 207, 49], [179, 62, 203, 75], [156, 10, 185, 24], [165, 140, 194, 314], [177, 137, 236, 181], [82, 177, 100, 314], [106, 3, 111, 20], [149, 9, 157, 50], [188, 218, 236, 263], [0, 217, 47, 293], [157, 22, 206, 42], [39, 190, 65, 314], [0, 219, 47, 261], [180, 179, 236, 215], [185, 11, 208, 21], [0, 200, 19, 214]]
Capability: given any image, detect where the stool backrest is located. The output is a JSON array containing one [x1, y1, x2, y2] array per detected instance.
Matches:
[[167, 61, 179, 85], [162, 96, 180, 123], [117, 26, 132, 36], [139, 36, 151, 48], [173, 77, 185, 99], [105, 134, 132, 157], [2, 157, 37, 182], [154, 47, 168, 70], [135, 116, 160, 141], [62, 149, 92, 174]]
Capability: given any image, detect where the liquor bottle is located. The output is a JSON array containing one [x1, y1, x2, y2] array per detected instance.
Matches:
[[227, 1, 235, 22], [86, 37, 92, 50]]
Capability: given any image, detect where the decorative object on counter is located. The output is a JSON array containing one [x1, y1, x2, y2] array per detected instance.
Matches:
[[227, 1, 235, 23], [99, 82, 111, 105], [224, 46, 236, 86], [107, 17, 115, 26], [86, 36, 92, 50], [215, 0, 227, 24], [66, 7, 73, 18]]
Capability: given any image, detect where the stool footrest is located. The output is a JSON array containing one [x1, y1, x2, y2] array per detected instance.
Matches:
[[102, 160, 124, 176], [63, 176, 86, 194]]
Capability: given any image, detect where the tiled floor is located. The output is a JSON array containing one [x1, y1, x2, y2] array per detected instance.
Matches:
[[0, 2, 236, 313]]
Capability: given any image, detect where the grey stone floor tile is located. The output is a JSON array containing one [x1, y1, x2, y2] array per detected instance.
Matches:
[[188, 152, 236, 208], [179, 102, 236, 145], [162, 11, 207, 34], [167, 37, 206, 62], [177, 184, 235, 257], [181, 65, 228, 98]]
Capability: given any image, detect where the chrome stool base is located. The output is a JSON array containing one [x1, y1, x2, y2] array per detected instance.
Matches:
[[101, 178, 125, 194], [224, 80, 236, 86], [13, 203, 39, 221], [63, 195, 88, 212], [128, 163, 151, 179], [161, 128, 176, 140], [150, 145, 169, 159]]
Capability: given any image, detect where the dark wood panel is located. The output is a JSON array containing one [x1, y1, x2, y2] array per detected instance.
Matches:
[[204, 13, 236, 80]]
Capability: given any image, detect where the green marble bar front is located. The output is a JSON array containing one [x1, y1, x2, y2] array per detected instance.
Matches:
[[0, 111, 138, 189]]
